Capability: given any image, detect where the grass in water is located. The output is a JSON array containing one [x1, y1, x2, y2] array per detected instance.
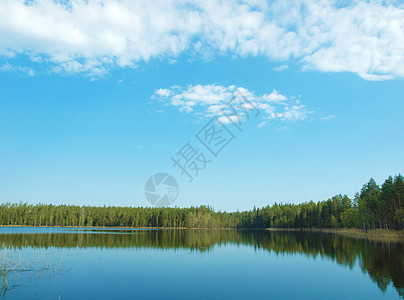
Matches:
[[0, 246, 68, 295]]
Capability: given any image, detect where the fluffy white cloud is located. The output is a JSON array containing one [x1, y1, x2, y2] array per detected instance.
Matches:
[[152, 84, 311, 127], [0, 0, 403, 79], [155, 88, 172, 97]]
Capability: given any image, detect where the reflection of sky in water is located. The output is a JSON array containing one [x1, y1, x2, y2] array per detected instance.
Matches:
[[0, 228, 402, 300]]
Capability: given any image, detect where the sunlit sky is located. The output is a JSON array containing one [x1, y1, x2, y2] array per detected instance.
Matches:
[[0, 0, 403, 211]]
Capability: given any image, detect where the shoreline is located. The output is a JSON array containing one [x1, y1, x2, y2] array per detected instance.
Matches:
[[266, 227, 404, 241], [0, 225, 237, 230], [1, 225, 403, 241]]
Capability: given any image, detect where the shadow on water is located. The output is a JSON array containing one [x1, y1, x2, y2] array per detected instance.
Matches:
[[0, 229, 403, 297]]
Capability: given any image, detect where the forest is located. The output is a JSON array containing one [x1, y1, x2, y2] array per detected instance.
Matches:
[[0, 174, 403, 230]]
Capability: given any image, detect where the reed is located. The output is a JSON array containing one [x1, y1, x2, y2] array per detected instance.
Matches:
[[0, 247, 67, 294]]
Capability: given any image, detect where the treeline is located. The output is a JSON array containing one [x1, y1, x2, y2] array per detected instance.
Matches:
[[240, 174, 404, 230], [241, 174, 404, 231], [0, 174, 403, 230], [0, 204, 239, 228]]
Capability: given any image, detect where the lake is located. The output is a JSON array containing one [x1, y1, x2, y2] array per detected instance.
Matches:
[[0, 227, 403, 299]]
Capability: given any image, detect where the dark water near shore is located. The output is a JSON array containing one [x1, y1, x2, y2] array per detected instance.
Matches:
[[0, 227, 403, 299]]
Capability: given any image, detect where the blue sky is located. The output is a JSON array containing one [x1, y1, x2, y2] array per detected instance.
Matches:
[[0, 0, 403, 211]]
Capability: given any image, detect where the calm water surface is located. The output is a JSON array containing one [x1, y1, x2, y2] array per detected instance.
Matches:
[[0, 227, 403, 299]]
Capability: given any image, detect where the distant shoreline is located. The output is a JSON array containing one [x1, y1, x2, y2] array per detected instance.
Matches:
[[266, 228, 404, 241], [1, 225, 403, 241], [0, 225, 235, 230]]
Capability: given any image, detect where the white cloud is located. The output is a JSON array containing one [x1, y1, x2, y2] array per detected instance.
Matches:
[[18, 66, 35, 76], [0, 63, 35, 76], [358, 73, 395, 81], [0, 0, 403, 79], [262, 89, 288, 102], [152, 84, 311, 127], [278, 105, 309, 122], [217, 114, 245, 124], [320, 114, 336, 121], [155, 88, 172, 97], [274, 64, 289, 71], [0, 63, 13, 71]]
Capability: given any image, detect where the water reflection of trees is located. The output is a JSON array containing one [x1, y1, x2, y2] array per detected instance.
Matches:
[[0, 230, 403, 297]]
